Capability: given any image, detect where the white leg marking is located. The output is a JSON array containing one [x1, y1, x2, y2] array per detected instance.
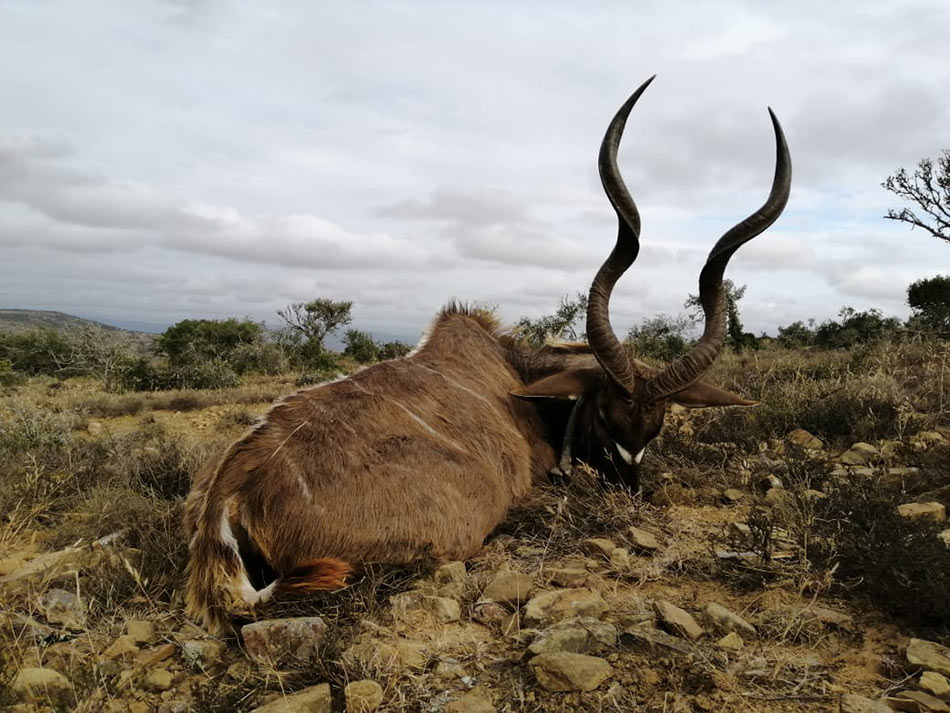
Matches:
[[635, 447, 645, 465], [218, 508, 240, 554]]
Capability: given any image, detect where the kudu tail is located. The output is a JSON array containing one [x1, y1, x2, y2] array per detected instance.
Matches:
[[185, 496, 351, 635]]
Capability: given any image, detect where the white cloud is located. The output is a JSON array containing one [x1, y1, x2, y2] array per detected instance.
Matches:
[[0, 1, 948, 338]]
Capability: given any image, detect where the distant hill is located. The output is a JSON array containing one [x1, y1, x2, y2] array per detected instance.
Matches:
[[0, 309, 125, 334], [0, 309, 156, 352]]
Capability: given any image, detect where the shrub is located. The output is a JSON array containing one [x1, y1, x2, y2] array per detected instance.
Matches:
[[342, 329, 379, 364], [626, 314, 692, 363], [378, 340, 412, 360], [809, 475, 950, 627], [156, 318, 266, 367]]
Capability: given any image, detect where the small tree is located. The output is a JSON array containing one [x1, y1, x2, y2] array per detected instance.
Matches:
[[378, 341, 411, 360], [685, 279, 750, 352], [342, 329, 379, 364], [883, 149, 950, 244], [625, 314, 692, 363], [814, 307, 901, 349], [907, 275, 950, 333], [776, 320, 816, 349], [277, 299, 353, 350], [515, 292, 588, 347], [156, 318, 265, 367]]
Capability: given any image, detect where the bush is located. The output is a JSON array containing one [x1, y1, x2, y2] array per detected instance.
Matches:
[[156, 318, 266, 367], [626, 314, 692, 363], [809, 476, 950, 627], [814, 307, 902, 349], [378, 340, 411, 360], [343, 329, 379, 364]]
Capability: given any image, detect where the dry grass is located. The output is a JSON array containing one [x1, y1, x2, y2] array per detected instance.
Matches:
[[1, 339, 948, 711]]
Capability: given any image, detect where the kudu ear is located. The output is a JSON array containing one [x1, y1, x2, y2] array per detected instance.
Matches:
[[669, 380, 757, 408], [510, 367, 602, 402]]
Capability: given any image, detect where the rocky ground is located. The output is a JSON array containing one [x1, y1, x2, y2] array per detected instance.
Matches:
[[1, 359, 949, 712]]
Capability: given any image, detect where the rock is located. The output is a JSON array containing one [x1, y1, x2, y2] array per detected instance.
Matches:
[[241, 617, 327, 668], [919, 671, 950, 698], [343, 638, 426, 671], [103, 634, 140, 660], [11, 667, 73, 701], [627, 526, 661, 553], [434, 561, 467, 586], [36, 588, 85, 629], [427, 596, 461, 623], [391, 591, 461, 622], [722, 488, 745, 504], [729, 522, 752, 539], [126, 620, 156, 643], [523, 589, 608, 625], [137, 642, 177, 667], [702, 602, 757, 638], [528, 652, 613, 692], [444, 691, 496, 713], [757, 474, 784, 492], [482, 572, 533, 605], [908, 638, 950, 677], [620, 627, 694, 657], [654, 600, 704, 640], [609, 548, 630, 569], [581, 538, 617, 559], [787, 428, 824, 450], [181, 639, 226, 668], [548, 567, 589, 587], [765, 487, 791, 506], [840, 442, 879, 465], [894, 690, 950, 712], [716, 632, 743, 650], [897, 502, 946, 523], [937, 530, 950, 547], [472, 600, 508, 626], [527, 617, 618, 655], [144, 668, 174, 692], [884, 467, 923, 486], [839, 693, 892, 713], [344, 680, 384, 712], [757, 605, 855, 637], [250, 684, 332, 713]]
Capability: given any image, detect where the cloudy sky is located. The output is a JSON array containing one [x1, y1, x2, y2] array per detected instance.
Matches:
[[1, 1, 948, 341]]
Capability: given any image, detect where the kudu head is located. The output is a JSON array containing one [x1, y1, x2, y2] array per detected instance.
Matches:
[[513, 76, 791, 490]]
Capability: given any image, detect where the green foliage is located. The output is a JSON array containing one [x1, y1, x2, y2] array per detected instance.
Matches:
[[343, 329, 379, 364], [907, 274, 950, 333], [0, 328, 74, 375], [814, 307, 901, 349], [515, 292, 588, 347], [883, 149, 950, 244], [0, 326, 138, 390], [378, 340, 411, 360], [277, 298, 353, 349], [776, 320, 816, 348], [156, 318, 266, 369], [625, 314, 692, 363], [685, 279, 753, 352]]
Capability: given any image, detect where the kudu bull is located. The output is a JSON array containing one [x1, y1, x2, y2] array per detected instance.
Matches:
[[185, 76, 791, 633]]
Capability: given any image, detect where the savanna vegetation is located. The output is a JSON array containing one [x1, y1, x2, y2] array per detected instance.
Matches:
[[2, 152, 950, 710]]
